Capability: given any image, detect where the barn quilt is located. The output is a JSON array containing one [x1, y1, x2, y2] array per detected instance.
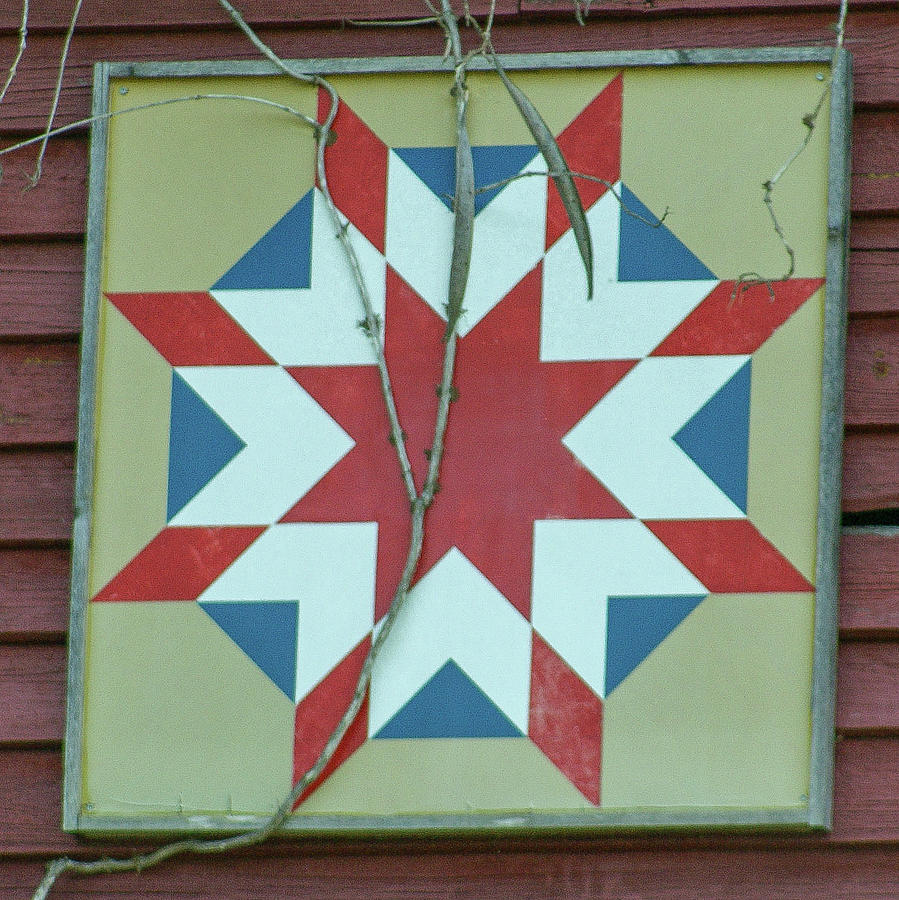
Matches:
[[72, 59, 842, 830]]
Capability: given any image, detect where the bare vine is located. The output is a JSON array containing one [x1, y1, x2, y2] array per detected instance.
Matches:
[[30, 0, 83, 185], [0, 0, 27, 107], [733, 0, 849, 299]]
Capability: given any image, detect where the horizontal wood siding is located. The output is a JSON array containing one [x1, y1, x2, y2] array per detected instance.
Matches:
[[1, 2, 898, 898]]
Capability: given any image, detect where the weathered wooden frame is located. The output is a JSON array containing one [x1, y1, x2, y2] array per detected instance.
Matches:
[[65, 47, 852, 836]]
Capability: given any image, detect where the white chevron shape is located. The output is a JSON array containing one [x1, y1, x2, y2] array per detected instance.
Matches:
[[198, 522, 377, 702], [368, 548, 532, 736], [168, 365, 354, 525], [563, 354, 751, 519], [531, 519, 706, 697], [211, 189, 386, 366], [384, 150, 547, 336], [541, 187, 718, 361]]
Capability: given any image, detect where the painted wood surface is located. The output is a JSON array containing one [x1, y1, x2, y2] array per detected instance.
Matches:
[[1, 848, 899, 900], [1, 1, 898, 897]]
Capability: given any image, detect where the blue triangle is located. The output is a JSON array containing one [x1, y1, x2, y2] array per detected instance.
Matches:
[[618, 184, 716, 282], [212, 189, 313, 289], [167, 371, 246, 520], [673, 360, 751, 512], [394, 145, 539, 215], [198, 601, 299, 701], [605, 595, 706, 695], [373, 659, 523, 739]]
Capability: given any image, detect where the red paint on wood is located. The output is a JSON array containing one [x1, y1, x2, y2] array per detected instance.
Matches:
[[651, 279, 823, 356], [0, 139, 85, 238], [2, 13, 899, 133], [0, 342, 78, 446], [0, 0, 515, 31], [845, 316, 899, 428], [645, 520, 813, 592], [545, 73, 621, 250], [106, 293, 273, 366], [318, 91, 388, 253], [0, 450, 73, 543], [0, 645, 64, 746], [852, 217, 899, 252], [0, 548, 70, 641], [93, 526, 265, 601], [849, 251, 899, 315], [529, 632, 602, 805], [0, 242, 83, 339], [839, 531, 899, 636], [837, 642, 899, 734], [293, 637, 370, 804], [843, 432, 899, 513]]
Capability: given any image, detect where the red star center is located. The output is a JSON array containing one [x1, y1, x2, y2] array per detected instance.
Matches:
[[283, 264, 634, 619]]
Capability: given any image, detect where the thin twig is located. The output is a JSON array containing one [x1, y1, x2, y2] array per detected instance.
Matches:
[[0, 0, 28, 107], [0, 94, 323, 164], [471, 168, 669, 227], [737, 0, 849, 297], [344, 16, 440, 26], [30, 0, 82, 186]]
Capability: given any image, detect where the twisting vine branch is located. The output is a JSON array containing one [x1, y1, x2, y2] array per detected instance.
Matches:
[[29, 0, 82, 186], [734, 0, 849, 299], [0, 94, 324, 165], [29, 1, 475, 896], [0, 0, 27, 107]]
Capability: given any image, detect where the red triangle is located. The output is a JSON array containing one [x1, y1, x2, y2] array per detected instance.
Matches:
[[545, 74, 622, 250]]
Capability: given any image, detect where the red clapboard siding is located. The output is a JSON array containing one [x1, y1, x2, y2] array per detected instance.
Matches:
[[3, 639, 895, 747], [0, 138, 85, 238], [851, 218, 899, 253], [840, 531, 899, 636], [2, 738, 897, 855], [520, 0, 891, 15], [0, 0, 515, 32], [0, 645, 65, 746], [849, 251, 899, 314], [1, 10, 899, 133], [0, 342, 78, 446], [0, 242, 83, 340], [0, 450, 73, 542], [0, 0, 888, 32], [0, 548, 70, 641], [2, 847, 899, 900], [837, 642, 899, 735], [844, 317, 899, 428], [842, 432, 899, 513]]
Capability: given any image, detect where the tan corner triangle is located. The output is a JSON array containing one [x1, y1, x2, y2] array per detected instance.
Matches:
[[88, 299, 170, 596], [105, 76, 316, 292], [747, 290, 825, 584], [82, 602, 294, 817], [601, 593, 814, 809]]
